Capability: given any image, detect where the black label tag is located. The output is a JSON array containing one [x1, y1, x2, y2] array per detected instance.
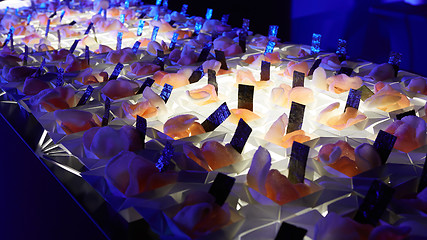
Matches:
[[337, 67, 353, 76], [197, 43, 212, 62], [288, 141, 310, 184], [45, 19, 50, 37], [69, 20, 77, 26], [208, 172, 235, 206], [10, 32, 14, 52], [230, 118, 252, 154], [275, 222, 307, 240], [215, 50, 228, 70], [292, 71, 305, 88], [418, 154, 427, 193], [358, 85, 374, 101], [286, 102, 305, 134], [208, 69, 218, 94], [35, 58, 46, 77], [160, 83, 173, 103], [23, 45, 28, 66], [211, 31, 219, 42], [85, 46, 90, 66], [373, 130, 397, 165], [354, 180, 395, 226], [136, 115, 147, 149], [57, 30, 61, 48], [56, 67, 64, 87], [153, 50, 165, 71], [102, 97, 111, 126], [188, 65, 204, 84], [84, 22, 93, 35], [336, 39, 347, 62], [136, 78, 155, 94], [308, 59, 321, 76], [201, 102, 231, 132], [132, 41, 141, 54], [260, 61, 270, 81], [92, 26, 98, 44], [345, 88, 362, 110], [77, 86, 94, 106], [395, 110, 416, 120], [49, 11, 57, 18], [109, 63, 124, 80], [69, 39, 79, 54], [156, 141, 175, 172], [388, 52, 402, 77], [238, 84, 254, 111], [138, 12, 147, 19], [239, 32, 247, 53]]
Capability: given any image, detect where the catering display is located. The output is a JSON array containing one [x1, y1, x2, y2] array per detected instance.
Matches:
[[1, 0, 427, 239]]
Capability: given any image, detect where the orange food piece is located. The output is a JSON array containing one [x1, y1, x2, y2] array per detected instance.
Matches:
[[187, 84, 219, 105], [163, 114, 206, 139], [265, 169, 300, 205], [55, 109, 100, 134], [200, 141, 236, 170], [281, 130, 311, 149], [101, 79, 138, 100], [328, 156, 360, 177], [122, 101, 157, 119], [229, 108, 260, 124], [130, 62, 161, 76], [283, 61, 309, 79]]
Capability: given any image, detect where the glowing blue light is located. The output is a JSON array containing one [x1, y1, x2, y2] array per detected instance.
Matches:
[[264, 41, 276, 55], [181, 4, 188, 14], [116, 32, 122, 50], [137, 20, 145, 36], [311, 33, 321, 54], [206, 8, 213, 20], [151, 26, 159, 41], [268, 25, 278, 38]]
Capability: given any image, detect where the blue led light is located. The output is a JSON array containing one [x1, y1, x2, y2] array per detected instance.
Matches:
[[311, 33, 321, 54], [27, 14, 32, 25], [137, 20, 145, 36], [242, 18, 250, 32], [120, 14, 125, 24], [264, 41, 276, 55], [169, 32, 178, 49], [181, 4, 188, 14], [156, 142, 174, 172], [206, 8, 213, 20], [116, 32, 123, 50], [60, 10, 65, 22], [125, 0, 129, 9], [194, 21, 202, 34], [156, 0, 162, 5], [162, 0, 168, 8], [388, 52, 402, 66], [336, 39, 347, 56], [132, 41, 141, 54], [268, 25, 278, 38], [151, 26, 159, 41], [221, 14, 229, 24]]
